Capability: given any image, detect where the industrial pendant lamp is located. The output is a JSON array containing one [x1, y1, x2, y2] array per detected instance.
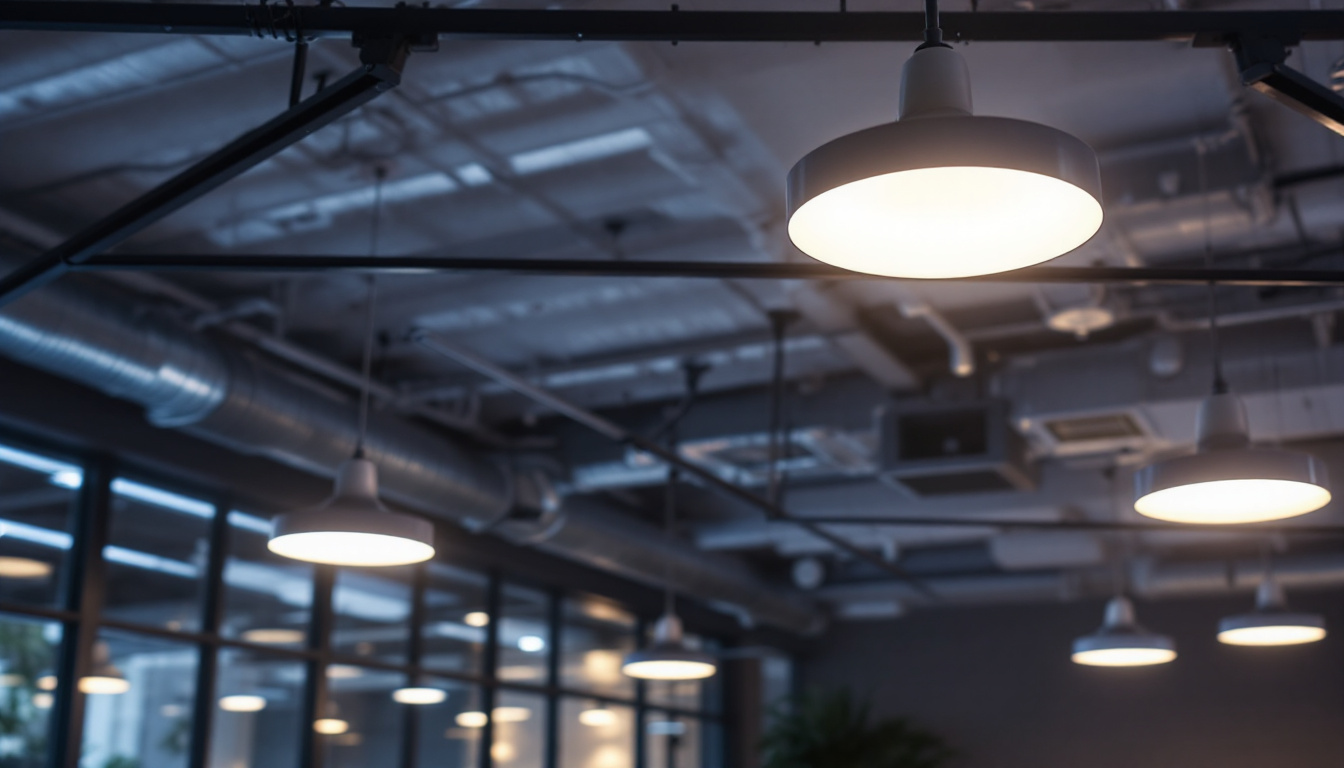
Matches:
[[268, 171, 435, 567], [623, 372, 718, 682], [79, 642, 130, 695], [786, 0, 1103, 279], [1072, 596, 1176, 667], [1218, 574, 1326, 646], [1133, 177, 1329, 524]]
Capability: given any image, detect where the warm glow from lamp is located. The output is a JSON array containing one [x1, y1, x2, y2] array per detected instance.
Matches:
[[31, 692, 53, 710], [0, 556, 53, 579], [789, 167, 1102, 279], [314, 718, 350, 735], [1135, 478, 1330, 524], [79, 676, 131, 695], [456, 711, 488, 728], [1219, 624, 1327, 646], [491, 742, 517, 762], [219, 695, 267, 713], [36, 675, 56, 691], [579, 707, 617, 727], [392, 687, 447, 705], [492, 706, 532, 723], [621, 659, 718, 681], [268, 531, 434, 567], [1071, 647, 1178, 667], [240, 628, 305, 645], [464, 611, 490, 628]]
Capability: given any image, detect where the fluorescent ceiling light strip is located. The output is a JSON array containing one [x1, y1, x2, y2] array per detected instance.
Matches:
[[0, 444, 81, 477], [104, 545, 199, 578], [509, 127, 653, 175], [111, 478, 215, 519], [0, 518, 73, 550]]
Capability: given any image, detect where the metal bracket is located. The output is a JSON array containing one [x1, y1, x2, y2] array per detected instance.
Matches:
[[1232, 33, 1344, 137]]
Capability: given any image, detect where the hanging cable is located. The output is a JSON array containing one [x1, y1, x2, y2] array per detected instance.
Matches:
[[353, 167, 387, 458], [766, 310, 798, 507], [1197, 139, 1228, 394], [918, 0, 949, 49]]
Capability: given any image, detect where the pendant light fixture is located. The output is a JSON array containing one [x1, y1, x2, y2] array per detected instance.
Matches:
[[1133, 149, 1330, 524], [79, 642, 130, 695], [1072, 596, 1177, 667], [785, 0, 1103, 279], [268, 169, 435, 567], [623, 368, 718, 683], [1218, 573, 1326, 646]]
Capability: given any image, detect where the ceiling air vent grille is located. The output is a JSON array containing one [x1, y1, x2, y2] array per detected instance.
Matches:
[[1044, 413, 1145, 443], [878, 401, 1036, 498]]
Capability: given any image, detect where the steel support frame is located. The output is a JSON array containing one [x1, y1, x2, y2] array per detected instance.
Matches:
[[0, 35, 418, 308], [72, 254, 1344, 287], [1, 3, 1344, 44]]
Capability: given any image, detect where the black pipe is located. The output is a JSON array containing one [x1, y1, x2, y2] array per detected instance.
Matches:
[[1, 3, 1344, 44], [79, 254, 1344, 287]]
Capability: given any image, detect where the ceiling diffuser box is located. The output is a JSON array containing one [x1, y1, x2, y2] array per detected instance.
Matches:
[[877, 400, 1035, 497]]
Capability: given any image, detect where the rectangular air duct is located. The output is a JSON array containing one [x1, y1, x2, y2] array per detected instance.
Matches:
[[877, 400, 1035, 497]]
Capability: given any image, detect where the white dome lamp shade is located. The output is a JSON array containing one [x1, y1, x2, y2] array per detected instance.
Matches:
[[268, 457, 434, 567], [1219, 576, 1327, 647], [1134, 392, 1330, 525], [786, 1, 1103, 279], [622, 613, 718, 681], [1072, 596, 1177, 667]]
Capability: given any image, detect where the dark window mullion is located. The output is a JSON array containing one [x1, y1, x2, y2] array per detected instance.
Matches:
[[187, 499, 230, 768], [299, 564, 336, 768]]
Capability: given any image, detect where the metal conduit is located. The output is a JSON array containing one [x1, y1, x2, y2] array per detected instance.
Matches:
[[0, 281, 823, 633]]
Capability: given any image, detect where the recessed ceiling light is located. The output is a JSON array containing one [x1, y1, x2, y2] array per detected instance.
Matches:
[[786, 9, 1102, 279], [1135, 393, 1330, 524], [1072, 596, 1176, 667]]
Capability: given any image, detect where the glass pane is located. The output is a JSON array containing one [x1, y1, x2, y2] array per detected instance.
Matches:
[[645, 713, 702, 768], [207, 647, 306, 768], [0, 614, 61, 768], [644, 633, 718, 713], [560, 595, 635, 699], [491, 689, 545, 768], [80, 630, 199, 768], [331, 567, 413, 664], [559, 698, 634, 768], [410, 677, 481, 768], [321, 664, 403, 768], [103, 478, 215, 632], [497, 584, 549, 685], [220, 509, 313, 650], [0, 443, 80, 608], [421, 563, 489, 676]]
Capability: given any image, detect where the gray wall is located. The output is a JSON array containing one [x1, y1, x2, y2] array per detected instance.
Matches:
[[800, 590, 1344, 768]]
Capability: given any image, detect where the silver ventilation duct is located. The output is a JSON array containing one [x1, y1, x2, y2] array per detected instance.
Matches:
[[0, 279, 822, 634]]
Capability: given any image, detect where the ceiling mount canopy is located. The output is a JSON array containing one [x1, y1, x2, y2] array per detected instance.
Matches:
[[786, 13, 1103, 280]]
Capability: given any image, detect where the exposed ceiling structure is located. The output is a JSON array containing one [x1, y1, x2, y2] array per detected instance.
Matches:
[[0, 0, 1342, 633]]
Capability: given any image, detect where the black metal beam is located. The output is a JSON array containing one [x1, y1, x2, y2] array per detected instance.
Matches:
[[0, 40, 412, 308], [80, 254, 1344, 287], [787, 515, 1344, 536], [2, 3, 1344, 43]]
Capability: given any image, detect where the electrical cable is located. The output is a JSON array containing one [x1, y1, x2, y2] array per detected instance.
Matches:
[[353, 167, 386, 458]]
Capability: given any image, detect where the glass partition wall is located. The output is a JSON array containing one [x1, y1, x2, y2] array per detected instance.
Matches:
[[0, 436, 724, 768]]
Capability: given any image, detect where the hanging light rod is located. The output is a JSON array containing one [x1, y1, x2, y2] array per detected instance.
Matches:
[[75, 255, 1344, 287], [1, 3, 1344, 43]]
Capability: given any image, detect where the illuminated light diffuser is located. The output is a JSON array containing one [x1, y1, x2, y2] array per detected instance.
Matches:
[[1219, 577, 1326, 647], [1135, 393, 1330, 524], [219, 695, 267, 713], [240, 628, 305, 645], [455, 711, 488, 728], [578, 705, 616, 728], [622, 614, 717, 681], [314, 718, 350, 735], [0, 556, 53, 579], [463, 611, 490, 628], [786, 45, 1102, 279], [392, 687, 448, 705], [1073, 596, 1176, 667], [79, 675, 131, 695], [492, 706, 532, 723], [268, 458, 435, 567]]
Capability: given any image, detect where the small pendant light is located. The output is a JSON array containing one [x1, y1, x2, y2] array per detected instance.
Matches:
[[1134, 150, 1329, 524], [1072, 595, 1177, 667], [79, 641, 130, 695], [1219, 574, 1326, 646], [785, 0, 1103, 279], [623, 367, 718, 682], [268, 169, 435, 567]]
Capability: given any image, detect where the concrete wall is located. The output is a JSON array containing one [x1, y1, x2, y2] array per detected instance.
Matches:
[[799, 590, 1344, 768]]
